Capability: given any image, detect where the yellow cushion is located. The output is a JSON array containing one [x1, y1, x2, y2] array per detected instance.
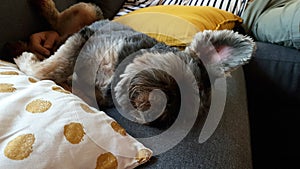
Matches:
[[113, 5, 243, 47]]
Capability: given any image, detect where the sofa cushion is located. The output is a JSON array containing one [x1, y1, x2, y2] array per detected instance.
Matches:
[[244, 42, 300, 101], [106, 68, 252, 168], [114, 5, 242, 47], [243, 42, 300, 168]]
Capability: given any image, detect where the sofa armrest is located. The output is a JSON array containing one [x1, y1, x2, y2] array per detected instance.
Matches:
[[243, 42, 300, 168]]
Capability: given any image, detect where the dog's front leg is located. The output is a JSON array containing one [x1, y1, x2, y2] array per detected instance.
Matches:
[[14, 27, 94, 83]]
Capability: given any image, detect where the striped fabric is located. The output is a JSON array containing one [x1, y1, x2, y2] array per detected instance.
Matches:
[[115, 0, 248, 18], [116, 0, 162, 17]]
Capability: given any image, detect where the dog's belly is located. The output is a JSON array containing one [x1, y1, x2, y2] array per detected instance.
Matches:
[[90, 38, 123, 97], [95, 52, 118, 92]]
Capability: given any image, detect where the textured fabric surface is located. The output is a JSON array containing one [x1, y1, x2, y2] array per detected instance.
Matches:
[[114, 5, 242, 47], [115, 0, 248, 18], [243, 42, 300, 168], [242, 0, 300, 49], [0, 61, 152, 169], [244, 42, 300, 99], [106, 68, 253, 169]]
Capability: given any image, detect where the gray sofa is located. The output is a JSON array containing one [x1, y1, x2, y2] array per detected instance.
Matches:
[[243, 42, 300, 169], [0, 0, 298, 168]]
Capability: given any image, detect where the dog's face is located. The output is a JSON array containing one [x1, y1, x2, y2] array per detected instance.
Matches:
[[113, 30, 255, 127]]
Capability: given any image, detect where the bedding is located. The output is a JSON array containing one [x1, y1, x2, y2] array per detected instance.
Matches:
[[0, 60, 152, 169], [114, 5, 243, 47], [115, 0, 249, 18]]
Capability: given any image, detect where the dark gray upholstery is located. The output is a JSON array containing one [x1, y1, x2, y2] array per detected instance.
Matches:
[[243, 42, 300, 169], [107, 68, 252, 169]]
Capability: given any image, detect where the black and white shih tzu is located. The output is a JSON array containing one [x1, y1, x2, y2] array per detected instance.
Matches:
[[14, 20, 255, 127]]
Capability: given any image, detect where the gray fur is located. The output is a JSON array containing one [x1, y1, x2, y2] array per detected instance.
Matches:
[[14, 20, 255, 127]]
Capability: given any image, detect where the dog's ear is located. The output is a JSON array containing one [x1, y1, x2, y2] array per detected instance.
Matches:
[[186, 30, 255, 77]]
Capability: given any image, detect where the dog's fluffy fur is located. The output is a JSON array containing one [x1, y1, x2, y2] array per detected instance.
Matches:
[[14, 19, 255, 127], [30, 0, 103, 38]]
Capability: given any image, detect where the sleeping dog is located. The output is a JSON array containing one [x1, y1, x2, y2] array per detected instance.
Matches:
[[14, 20, 255, 127]]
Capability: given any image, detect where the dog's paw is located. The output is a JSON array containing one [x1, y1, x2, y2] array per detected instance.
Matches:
[[14, 52, 39, 73]]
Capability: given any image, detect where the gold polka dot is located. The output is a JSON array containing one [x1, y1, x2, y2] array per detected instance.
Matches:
[[26, 99, 52, 113], [64, 122, 85, 144], [28, 77, 38, 83], [4, 134, 35, 160], [136, 149, 152, 164], [0, 71, 19, 75], [80, 103, 95, 114], [52, 86, 71, 94], [0, 83, 16, 93], [95, 152, 118, 169], [110, 121, 126, 136]]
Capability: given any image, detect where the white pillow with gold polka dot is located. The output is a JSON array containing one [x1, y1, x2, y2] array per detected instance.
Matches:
[[0, 60, 152, 169]]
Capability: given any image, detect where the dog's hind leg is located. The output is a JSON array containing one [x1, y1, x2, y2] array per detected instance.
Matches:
[[14, 27, 94, 83], [30, 0, 103, 37], [29, 0, 59, 29]]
